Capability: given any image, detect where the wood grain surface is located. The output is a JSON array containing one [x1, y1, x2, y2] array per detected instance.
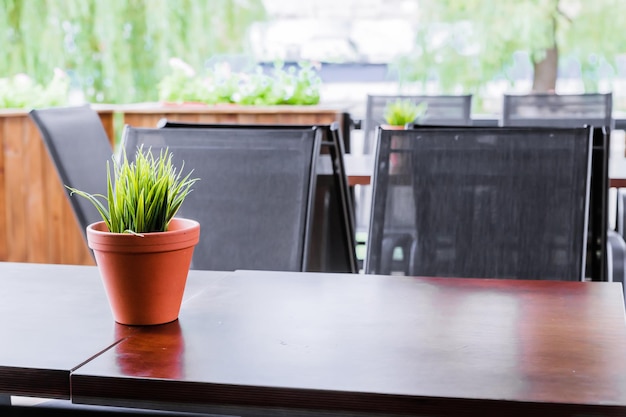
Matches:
[[71, 270, 626, 416]]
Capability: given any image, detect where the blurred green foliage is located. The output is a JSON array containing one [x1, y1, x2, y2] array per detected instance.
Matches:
[[158, 60, 321, 105], [0, 0, 267, 105], [394, 0, 626, 96], [0, 69, 70, 108]]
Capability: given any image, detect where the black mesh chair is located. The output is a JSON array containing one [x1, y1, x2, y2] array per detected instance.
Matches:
[[501, 93, 614, 282], [121, 125, 322, 272], [405, 123, 610, 282], [156, 119, 357, 273], [29, 105, 114, 245], [501, 93, 614, 129], [365, 126, 593, 281], [362, 94, 473, 154]]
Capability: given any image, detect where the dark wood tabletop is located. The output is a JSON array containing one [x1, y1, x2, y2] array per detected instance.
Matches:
[[0, 262, 119, 399], [0, 262, 228, 401], [69, 270, 626, 417]]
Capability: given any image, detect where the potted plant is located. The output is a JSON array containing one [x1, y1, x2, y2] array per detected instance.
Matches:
[[382, 99, 427, 128], [66, 146, 200, 326]]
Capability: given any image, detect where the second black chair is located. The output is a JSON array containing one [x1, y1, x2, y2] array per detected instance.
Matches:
[[366, 126, 593, 281], [156, 119, 358, 273], [121, 125, 322, 272]]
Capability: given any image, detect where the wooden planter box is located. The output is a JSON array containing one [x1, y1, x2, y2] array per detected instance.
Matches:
[[118, 103, 349, 149], [0, 109, 114, 265], [121, 102, 345, 125]]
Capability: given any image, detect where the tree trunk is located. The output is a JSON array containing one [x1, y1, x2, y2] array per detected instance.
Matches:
[[532, 45, 558, 92]]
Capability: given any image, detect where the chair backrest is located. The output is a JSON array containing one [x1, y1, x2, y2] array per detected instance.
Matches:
[[405, 123, 609, 282], [501, 93, 614, 129], [501, 94, 613, 282], [362, 94, 473, 154], [365, 126, 593, 281], [156, 119, 358, 273], [121, 125, 321, 272], [29, 105, 114, 243]]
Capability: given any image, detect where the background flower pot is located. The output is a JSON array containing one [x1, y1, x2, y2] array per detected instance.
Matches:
[[87, 218, 200, 326]]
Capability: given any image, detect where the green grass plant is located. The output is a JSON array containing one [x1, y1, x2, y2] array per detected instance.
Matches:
[[66, 146, 199, 234], [383, 99, 427, 126]]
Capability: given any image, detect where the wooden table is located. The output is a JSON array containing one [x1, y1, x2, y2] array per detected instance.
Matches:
[[0, 263, 117, 399], [2, 263, 626, 416], [65, 269, 626, 417], [0, 262, 227, 401]]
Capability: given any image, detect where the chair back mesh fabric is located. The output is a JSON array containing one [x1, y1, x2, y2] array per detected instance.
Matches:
[[156, 120, 357, 273], [363, 95, 472, 154], [29, 105, 113, 243], [121, 126, 321, 272], [501, 93, 613, 129], [501, 94, 612, 282], [365, 127, 592, 281], [407, 124, 608, 282]]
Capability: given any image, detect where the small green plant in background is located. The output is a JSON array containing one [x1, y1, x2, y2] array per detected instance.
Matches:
[[383, 99, 427, 126], [66, 146, 199, 234]]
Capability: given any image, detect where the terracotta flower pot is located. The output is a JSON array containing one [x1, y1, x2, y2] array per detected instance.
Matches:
[[87, 218, 200, 326], [381, 124, 406, 130]]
